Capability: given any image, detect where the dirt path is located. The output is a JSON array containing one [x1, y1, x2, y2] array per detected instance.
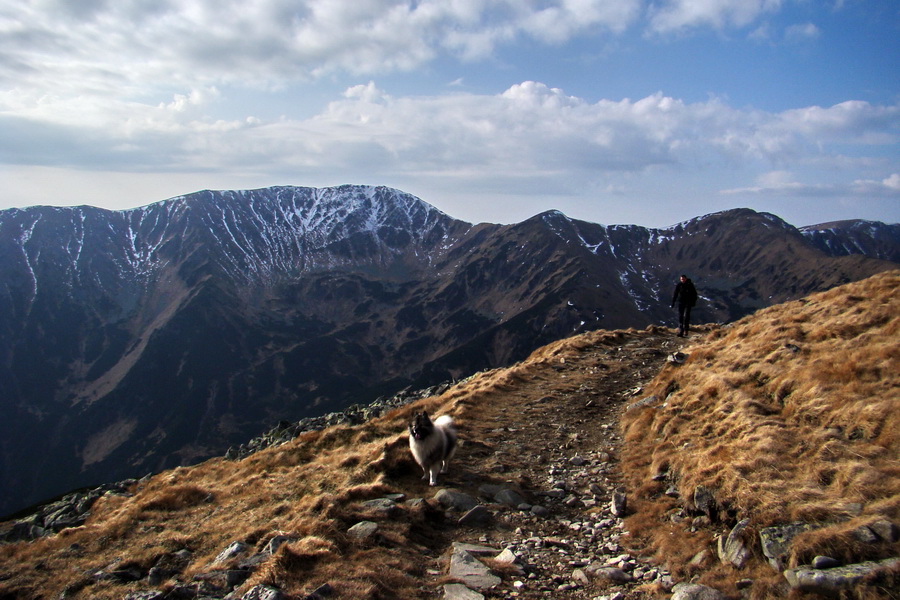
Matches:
[[428, 326, 691, 599]]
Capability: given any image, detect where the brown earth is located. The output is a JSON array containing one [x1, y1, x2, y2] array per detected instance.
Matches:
[[428, 325, 696, 599]]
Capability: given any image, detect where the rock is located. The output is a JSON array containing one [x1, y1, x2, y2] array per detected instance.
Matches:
[[458, 505, 492, 526], [668, 352, 687, 364], [265, 534, 292, 554], [123, 593, 165, 600], [241, 584, 286, 600], [867, 518, 899, 542], [588, 566, 634, 583], [671, 583, 727, 600], [435, 489, 479, 512], [718, 519, 752, 568], [448, 549, 501, 590], [610, 491, 627, 517], [477, 484, 504, 498], [693, 485, 716, 518], [784, 558, 900, 596], [361, 498, 399, 515], [452, 542, 498, 556], [626, 394, 659, 412], [227, 569, 251, 588], [735, 578, 753, 590], [443, 583, 484, 600], [812, 556, 841, 569], [347, 521, 379, 539], [572, 568, 590, 586], [147, 566, 170, 586], [759, 522, 813, 571], [569, 455, 586, 466], [851, 525, 878, 544], [494, 548, 518, 565], [689, 549, 712, 567], [531, 505, 550, 517], [214, 541, 249, 564], [494, 488, 526, 507]]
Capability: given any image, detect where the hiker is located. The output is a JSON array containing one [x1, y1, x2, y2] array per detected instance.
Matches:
[[671, 274, 698, 337]]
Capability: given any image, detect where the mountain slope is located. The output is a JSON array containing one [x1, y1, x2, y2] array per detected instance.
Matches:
[[0, 187, 896, 517], [1, 271, 895, 600], [801, 219, 900, 263]]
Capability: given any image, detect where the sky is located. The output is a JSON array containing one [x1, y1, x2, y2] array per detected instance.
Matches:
[[1, 1, 898, 228]]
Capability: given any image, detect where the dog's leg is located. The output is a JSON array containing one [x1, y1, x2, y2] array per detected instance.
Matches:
[[428, 466, 440, 486]]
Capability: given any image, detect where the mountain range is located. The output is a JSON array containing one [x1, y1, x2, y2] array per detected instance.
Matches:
[[1, 185, 896, 517]]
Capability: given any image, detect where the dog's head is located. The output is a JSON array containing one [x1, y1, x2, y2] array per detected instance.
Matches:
[[409, 411, 434, 441]]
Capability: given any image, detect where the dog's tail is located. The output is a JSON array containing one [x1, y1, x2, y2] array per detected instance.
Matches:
[[434, 415, 454, 428]]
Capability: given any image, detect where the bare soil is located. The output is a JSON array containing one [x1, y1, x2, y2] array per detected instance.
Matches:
[[406, 325, 696, 599]]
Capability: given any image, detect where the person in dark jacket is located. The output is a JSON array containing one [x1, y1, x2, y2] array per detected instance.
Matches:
[[671, 274, 698, 337]]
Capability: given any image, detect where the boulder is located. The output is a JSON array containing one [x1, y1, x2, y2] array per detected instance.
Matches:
[[718, 519, 751, 568], [443, 583, 484, 600], [494, 489, 526, 507], [784, 558, 900, 596], [214, 541, 249, 565], [759, 522, 813, 571], [241, 584, 286, 600], [448, 549, 501, 590], [610, 491, 627, 517], [458, 505, 492, 526], [360, 498, 399, 515], [671, 583, 727, 600], [347, 521, 379, 539], [435, 489, 479, 512], [867, 518, 899, 542], [812, 556, 841, 569], [693, 485, 716, 518], [264, 534, 293, 554]]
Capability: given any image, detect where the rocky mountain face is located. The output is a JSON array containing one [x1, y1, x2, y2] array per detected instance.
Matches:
[[800, 219, 900, 263], [0, 186, 895, 517]]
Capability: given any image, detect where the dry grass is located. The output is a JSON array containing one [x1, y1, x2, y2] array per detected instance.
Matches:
[[0, 395, 465, 598], [621, 270, 900, 596]]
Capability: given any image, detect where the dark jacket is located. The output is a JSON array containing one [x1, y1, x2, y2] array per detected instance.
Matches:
[[672, 279, 698, 307]]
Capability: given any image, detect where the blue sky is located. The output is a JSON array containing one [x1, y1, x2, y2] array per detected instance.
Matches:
[[1, 0, 898, 228]]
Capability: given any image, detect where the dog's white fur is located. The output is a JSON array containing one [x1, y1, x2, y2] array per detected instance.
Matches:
[[409, 413, 457, 486]]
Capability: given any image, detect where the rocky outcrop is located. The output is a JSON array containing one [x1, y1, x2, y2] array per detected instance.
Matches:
[[784, 558, 900, 596], [225, 381, 456, 460], [0, 479, 137, 543]]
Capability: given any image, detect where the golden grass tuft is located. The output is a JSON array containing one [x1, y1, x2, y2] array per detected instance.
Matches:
[[621, 270, 900, 590]]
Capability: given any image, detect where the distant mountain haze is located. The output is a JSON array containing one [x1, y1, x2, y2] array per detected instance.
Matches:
[[0, 185, 896, 517]]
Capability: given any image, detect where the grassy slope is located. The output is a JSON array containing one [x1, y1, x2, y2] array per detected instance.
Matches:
[[621, 269, 899, 597]]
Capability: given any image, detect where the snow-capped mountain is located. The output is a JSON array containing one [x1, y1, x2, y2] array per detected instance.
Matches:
[[800, 219, 900, 263], [0, 186, 895, 517]]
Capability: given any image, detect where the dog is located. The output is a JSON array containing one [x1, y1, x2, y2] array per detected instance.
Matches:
[[408, 411, 457, 486]]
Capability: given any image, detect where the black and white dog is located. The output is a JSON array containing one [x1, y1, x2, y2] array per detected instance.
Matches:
[[408, 411, 457, 486]]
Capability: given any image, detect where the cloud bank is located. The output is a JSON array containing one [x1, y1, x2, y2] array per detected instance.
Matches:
[[1, 0, 897, 226]]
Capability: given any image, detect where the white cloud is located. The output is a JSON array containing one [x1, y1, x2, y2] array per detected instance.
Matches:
[[648, 0, 784, 33], [0, 0, 646, 97], [722, 171, 900, 199], [785, 22, 821, 42], [3, 80, 897, 184]]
